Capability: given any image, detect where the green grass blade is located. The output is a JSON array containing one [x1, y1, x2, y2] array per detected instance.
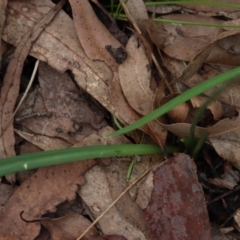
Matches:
[[0, 144, 178, 177], [109, 67, 240, 137], [146, 1, 240, 9], [112, 13, 240, 28]]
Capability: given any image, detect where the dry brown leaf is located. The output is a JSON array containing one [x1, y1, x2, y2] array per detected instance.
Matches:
[[163, 44, 240, 112], [38, 62, 106, 130], [0, 234, 20, 240], [119, 35, 155, 116], [103, 235, 127, 240], [208, 178, 237, 190], [152, 13, 240, 67], [78, 165, 148, 240], [26, 212, 98, 240], [17, 62, 107, 145], [126, 0, 148, 36], [69, 0, 121, 71], [104, 162, 151, 239], [234, 209, 240, 229], [146, 5, 181, 15], [158, 94, 189, 123], [150, 14, 220, 61], [208, 139, 240, 170], [208, 116, 240, 170], [190, 96, 222, 120], [15, 129, 71, 151], [3, 0, 114, 113], [0, 183, 16, 214], [3, 0, 167, 145], [0, 0, 66, 160], [0, 0, 7, 69], [179, 0, 239, 13], [207, 37, 240, 67], [156, 93, 222, 125], [3, 0, 140, 131], [68, 0, 144, 129], [0, 160, 96, 239], [161, 122, 206, 139]]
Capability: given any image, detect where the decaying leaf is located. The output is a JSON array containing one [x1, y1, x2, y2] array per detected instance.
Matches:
[[0, 160, 96, 239], [0, 0, 66, 160], [17, 62, 107, 146], [21, 212, 98, 240]]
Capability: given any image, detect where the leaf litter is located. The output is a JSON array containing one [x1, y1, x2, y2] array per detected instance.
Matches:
[[0, 0, 240, 239]]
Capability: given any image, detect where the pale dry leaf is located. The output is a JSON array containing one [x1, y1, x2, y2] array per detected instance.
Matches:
[[3, 0, 114, 113], [136, 171, 154, 210], [222, 19, 240, 30], [78, 165, 148, 240], [146, 5, 181, 14], [208, 178, 237, 190], [3, 0, 166, 145], [3, 0, 141, 130], [104, 162, 151, 239], [69, 0, 121, 71], [222, 169, 240, 187], [18, 62, 107, 145], [15, 129, 71, 151], [234, 209, 240, 229], [154, 14, 220, 61], [19, 116, 81, 145], [208, 116, 240, 169], [126, 0, 148, 36], [179, 0, 238, 13], [37, 212, 98, 240], [68, 0, 144, 128], [0, 0, 66, 159], [0, 160, 96, 239], [119, 35, 155, 116], [76, 128, 152, 239], [208, 139, 240, 170]]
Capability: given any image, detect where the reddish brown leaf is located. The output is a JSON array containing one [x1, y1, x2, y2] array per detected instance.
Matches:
[[138, 153, 211, 240]]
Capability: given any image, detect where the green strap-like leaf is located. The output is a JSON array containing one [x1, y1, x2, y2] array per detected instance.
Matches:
[[0, 144, 178, 177], [109, 67, 240, 137]]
